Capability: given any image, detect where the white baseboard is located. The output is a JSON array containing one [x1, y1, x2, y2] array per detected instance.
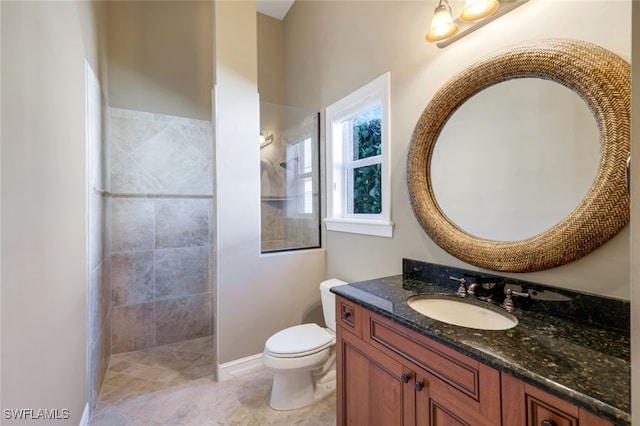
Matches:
[[217, 353, 264, 381], [79, 403, 89, 426]]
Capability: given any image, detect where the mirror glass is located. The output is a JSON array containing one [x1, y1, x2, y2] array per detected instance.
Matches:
[[431, 78, 600, 241]]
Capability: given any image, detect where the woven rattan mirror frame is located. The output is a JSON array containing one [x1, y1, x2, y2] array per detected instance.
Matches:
[[408, 39, 630, 272]]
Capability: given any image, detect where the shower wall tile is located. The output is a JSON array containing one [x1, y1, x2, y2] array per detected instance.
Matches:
[[88, 192, 103, 272], [88, 258, 111, 349], [87, 62, 112, 413], [111, 303, 155, 354], [110, 143, 127, 171], [111, 250, 155, 307], [110, 114, 166, 159], [89, 304, 111, 410], [177, 164, 213, 195], [108, 107, 215, 355], [111, 198, 154, 252], [89, 193, 111, 271], [90, 310, 111, 408], [261, 201, 284, 242], [284, 217, 304, 245], [130, 126, 211, 194], [110, 108, 213, 195], [180, 124, 214, 157], [155, 294, 211, 346], [101, 315, 111, 377], [155, 246, 209, 300], [155, 199, 209, 249], [111, 156, 168, 194], [303, 218, 320, 246], [88, 340, 99, 409], [101, 259, 111, 333], [88, 263, 101, 350], [151, 113, 211, 128]]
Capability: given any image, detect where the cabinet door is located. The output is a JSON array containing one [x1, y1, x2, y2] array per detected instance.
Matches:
[[337, 325, 415, 426], [415, 368, 497, 426], [501, 372, 614, 426]]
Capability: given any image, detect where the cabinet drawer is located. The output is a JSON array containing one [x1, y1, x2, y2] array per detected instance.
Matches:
[[367, 311, 481, 400], [336, 296, 362, 338], [365, 310, 501, 424]]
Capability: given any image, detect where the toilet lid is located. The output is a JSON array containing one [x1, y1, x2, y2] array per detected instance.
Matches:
[[265, 324, 335, 357]]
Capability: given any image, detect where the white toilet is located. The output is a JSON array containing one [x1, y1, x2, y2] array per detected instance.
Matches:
[[262, 278, 348, 410]]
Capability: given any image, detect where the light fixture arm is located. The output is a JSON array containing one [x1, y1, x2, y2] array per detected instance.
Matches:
[[439, 0, 452, 15]]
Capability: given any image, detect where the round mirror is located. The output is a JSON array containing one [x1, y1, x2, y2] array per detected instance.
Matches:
[[408, 39, 630, 272], [431, 78, 600, 241]]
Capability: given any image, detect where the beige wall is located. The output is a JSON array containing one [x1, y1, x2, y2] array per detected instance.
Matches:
[[107, 1, 213, 120], [214, 1, 326, 364], [1, 1, 94, 422], [283, 0, 632, 299], [78, 0, 109, 96], [257, 12, 284, 105]]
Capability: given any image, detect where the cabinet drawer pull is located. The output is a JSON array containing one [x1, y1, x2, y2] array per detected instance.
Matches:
[[541, 420, 557, 426], [415, 381, 424, 391], [401, 374, 410, 383], [342, 311, 351, 320]]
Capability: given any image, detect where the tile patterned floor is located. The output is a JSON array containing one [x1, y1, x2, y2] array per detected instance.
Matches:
[[89, 336, 337, 425]]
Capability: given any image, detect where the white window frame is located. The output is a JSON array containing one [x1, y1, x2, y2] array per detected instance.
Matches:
[[285, 137, 314, 217], [325, 72, 393, 238]]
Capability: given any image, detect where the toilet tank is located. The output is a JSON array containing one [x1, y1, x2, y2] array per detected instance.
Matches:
[[319, 279, 349, 332]]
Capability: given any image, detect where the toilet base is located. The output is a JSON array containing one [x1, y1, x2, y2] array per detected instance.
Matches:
[[268, 369, 336, 411]]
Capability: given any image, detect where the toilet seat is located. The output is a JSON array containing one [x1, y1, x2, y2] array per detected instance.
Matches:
[[265, 323, 335, 358]]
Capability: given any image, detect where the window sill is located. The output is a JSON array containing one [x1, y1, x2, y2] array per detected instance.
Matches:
[[324, 218, 394, 238]]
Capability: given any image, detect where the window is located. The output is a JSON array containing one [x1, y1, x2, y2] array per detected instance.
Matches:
[[325, 73, 393, 237], [285, 137, 314, 216]]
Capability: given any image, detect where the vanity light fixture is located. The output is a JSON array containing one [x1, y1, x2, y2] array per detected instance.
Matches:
[[425, 0, 458, 43], [426, 0, 529, 48], [259, 130, 273, 149], [460, 0, 499, 22]]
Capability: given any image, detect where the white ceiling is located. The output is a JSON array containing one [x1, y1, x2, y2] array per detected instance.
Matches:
[[256, 0, 295, 20]]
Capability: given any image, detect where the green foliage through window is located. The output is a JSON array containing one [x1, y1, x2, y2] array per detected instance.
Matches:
[[352, 115, 382, 214]]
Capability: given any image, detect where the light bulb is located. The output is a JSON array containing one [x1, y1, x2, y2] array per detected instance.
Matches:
[[426, 4, 459, 43], [460, 0, 500, 22]]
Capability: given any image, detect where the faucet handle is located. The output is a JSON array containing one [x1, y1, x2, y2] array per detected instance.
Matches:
[[503, 288, 530, 312], [450, 276, 467, 297]]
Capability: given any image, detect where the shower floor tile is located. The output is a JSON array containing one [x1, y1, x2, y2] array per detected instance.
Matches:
[[89, 336, 336, 425]]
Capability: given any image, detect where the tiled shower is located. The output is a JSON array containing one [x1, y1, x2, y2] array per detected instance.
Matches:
[[86, 105, 215, 413], [108, 107, 215, 354]]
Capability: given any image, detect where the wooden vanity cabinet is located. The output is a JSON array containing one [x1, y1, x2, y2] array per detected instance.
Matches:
[[501, 373, 613, 426], [336, 296, 500, 425], [336, 296, 615, 426]]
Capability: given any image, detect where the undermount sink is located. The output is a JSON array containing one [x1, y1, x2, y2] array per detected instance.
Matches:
[[407, 295, 518, 330]]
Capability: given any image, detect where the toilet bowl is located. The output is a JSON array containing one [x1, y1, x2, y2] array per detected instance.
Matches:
[[262, 278, 348, 410]]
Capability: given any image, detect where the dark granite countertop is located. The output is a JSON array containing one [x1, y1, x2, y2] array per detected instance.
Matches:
[[331, 261, 630, 425]]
